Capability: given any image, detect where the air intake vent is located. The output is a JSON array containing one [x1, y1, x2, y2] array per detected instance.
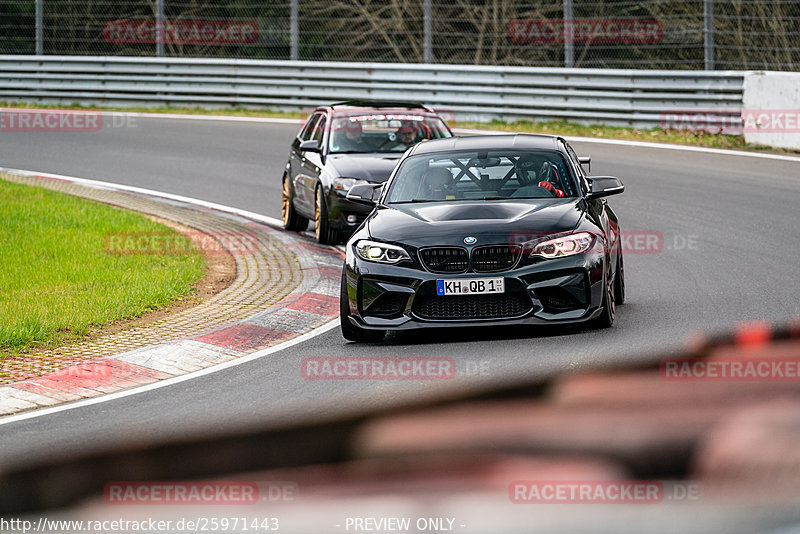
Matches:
[[413, 292, 532, 320]]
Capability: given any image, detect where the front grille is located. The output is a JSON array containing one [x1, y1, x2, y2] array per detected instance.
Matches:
[[472, 245, 520, 272], [419, 247, 468, 273], [413, 292, 532, 320]]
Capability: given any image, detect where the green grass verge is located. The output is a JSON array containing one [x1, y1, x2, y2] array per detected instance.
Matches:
[[0, 177, 206, 356], [2, 101, 797, 155]]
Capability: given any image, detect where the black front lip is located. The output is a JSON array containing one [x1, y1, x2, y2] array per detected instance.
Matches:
[[344, 249, 607, 331]]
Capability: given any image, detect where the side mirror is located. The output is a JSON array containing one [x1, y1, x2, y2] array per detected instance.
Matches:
[[299, 139, 321, 153], [578, 156, 591, 173], [347, 183, 384, 206], [587, 176, 624, 199]]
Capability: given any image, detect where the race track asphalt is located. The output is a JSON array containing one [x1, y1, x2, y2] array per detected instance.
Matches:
[[1, 116, 799, 470]]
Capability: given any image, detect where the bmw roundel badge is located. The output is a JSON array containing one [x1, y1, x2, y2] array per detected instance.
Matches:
[[464, 236, 477, 245]]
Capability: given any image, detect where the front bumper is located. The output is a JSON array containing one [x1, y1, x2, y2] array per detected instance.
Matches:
[[343, 248, 607, 331], [327, 189, 373, 231]]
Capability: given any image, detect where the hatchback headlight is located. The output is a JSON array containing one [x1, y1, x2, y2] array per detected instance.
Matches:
[[333, 178, 369, 192], [354, 240, 412, 264], [527, 232, 596, 259]]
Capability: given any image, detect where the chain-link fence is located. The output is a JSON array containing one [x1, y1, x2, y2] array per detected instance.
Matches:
[[1, 0, 798, 70]]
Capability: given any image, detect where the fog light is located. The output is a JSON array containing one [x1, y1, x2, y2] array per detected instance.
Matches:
[[347, 215, 357, 223]]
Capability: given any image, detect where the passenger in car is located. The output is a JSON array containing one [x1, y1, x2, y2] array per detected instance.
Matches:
[[334, 119, 370, 152], [390, 122, 420, 150]]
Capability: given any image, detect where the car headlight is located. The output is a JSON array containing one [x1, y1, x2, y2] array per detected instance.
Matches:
[[354, 240, 412, 264], [527, 232, 596, 259], [333, 178, 369, 192]]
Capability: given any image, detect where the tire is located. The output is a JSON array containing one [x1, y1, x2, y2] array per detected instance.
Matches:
[[282, 174, 309, 231], [593, 262, 616, 329], [340, 269, 386, 343], [614, 252, 625, 306], [315, 184, 339, 245]]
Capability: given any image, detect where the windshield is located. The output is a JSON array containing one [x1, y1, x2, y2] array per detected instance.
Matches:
[[385, 149, 577, 203], [329, 112, 451, 154]]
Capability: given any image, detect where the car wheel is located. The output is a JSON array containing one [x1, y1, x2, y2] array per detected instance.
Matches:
[[340, 268, 386, 342], [315, 184, 339, 245], [282, 174, 309, 231], [614, 253, 625, 305], [593, 264, 616, 329]]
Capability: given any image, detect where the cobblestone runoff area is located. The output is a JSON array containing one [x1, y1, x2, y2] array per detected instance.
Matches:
[[0, 171, 343, 415]]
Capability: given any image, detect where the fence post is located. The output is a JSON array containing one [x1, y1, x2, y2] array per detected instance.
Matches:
[[156, 0, 165, 57], [290, 0, 299, 60], [35, 0, 43, 55], [563, 0, 574, 68], [424, 0, 432, 63], [704, 0, 714, 70]]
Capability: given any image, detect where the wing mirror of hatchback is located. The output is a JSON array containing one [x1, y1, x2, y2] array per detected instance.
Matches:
[[347, 183, 384, 206], [299, 139, 321, 153], [587, 176, 625, 199]]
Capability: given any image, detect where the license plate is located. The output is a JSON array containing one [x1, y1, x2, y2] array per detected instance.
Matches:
[[436, 277, 505, 296]]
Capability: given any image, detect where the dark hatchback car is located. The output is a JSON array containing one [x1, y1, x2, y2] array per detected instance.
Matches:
[[340, 134, 626, 342], [281, 101, 453, 244]]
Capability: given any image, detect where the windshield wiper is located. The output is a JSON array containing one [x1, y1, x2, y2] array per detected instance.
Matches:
[[389, 199, 440, 204]]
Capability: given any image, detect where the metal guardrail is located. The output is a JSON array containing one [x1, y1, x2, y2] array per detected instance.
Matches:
[[0, 56, 745, 128]]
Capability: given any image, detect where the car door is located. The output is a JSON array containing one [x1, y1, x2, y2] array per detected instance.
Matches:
[[295, 114, 327, 215], [290, 112, 323, 217]]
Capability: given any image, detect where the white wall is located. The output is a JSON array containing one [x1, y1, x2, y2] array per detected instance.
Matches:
[[742, 71, 800, 150]]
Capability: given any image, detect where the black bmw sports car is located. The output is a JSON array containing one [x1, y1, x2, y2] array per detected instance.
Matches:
[[340, 134, 626, 342], [281, 101, 453, 244]]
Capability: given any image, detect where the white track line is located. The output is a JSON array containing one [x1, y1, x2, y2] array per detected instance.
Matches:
[[113, 112, 302, 125], [452, 128, 800, 163], [0, 168, 286, 228], [35, 109, 800, 163], [0, 322, 339, 426], [0, 168, 340, 425], [3, 108, 302, 125]]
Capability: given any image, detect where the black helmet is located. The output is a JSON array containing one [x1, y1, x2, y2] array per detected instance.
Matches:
[[515, 154, 546, 185]]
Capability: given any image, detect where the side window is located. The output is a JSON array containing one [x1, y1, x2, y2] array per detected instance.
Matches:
[[563, 142, 583, 177], [562, 141, 590, 194], [299, 113, 321, 141], [311, 115, 327, 144]]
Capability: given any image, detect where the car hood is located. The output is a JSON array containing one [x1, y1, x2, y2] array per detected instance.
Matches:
[[367, 198, 585, 247], [327, 154, 402, 183]]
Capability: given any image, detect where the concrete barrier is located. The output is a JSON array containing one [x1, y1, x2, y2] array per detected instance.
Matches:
[[743, 71, 800, 150]]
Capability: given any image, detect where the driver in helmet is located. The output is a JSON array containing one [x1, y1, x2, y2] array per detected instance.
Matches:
[[513, 154, 565, 198]]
